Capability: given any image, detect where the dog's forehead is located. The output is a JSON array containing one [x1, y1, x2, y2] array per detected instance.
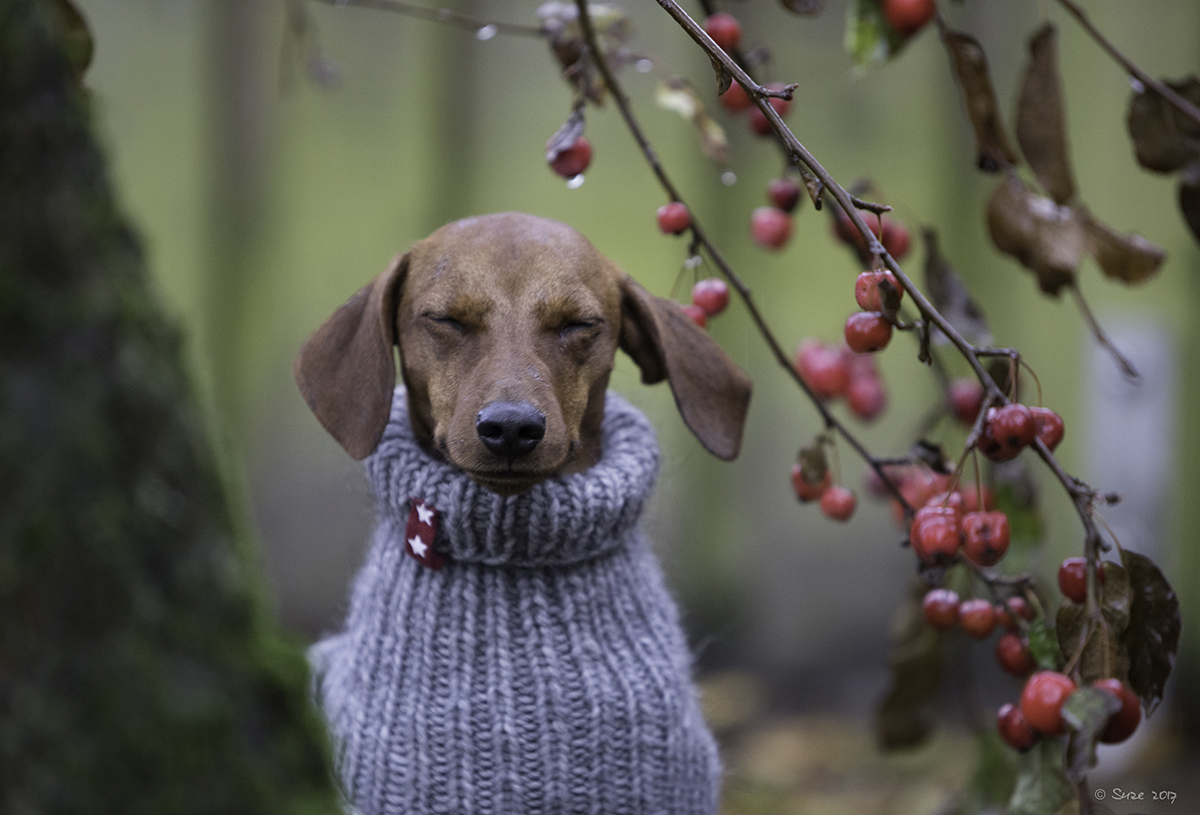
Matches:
[[408, 214, 620, 302]]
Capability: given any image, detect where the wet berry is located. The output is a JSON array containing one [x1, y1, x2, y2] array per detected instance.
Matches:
[[996, 632, 1035, 677], [922, 588, 960, 631], [844, 312, 893, 353], [1020, 671, 1077, 736], [997, 703, 1039, 752], [1093, 678, 1141, 744], [820, 485, 857, 521], [959, 598, 997, 639], [691, 278, 729, 317], [961, 510, 1011, 567], [657, 201, 691, 235]]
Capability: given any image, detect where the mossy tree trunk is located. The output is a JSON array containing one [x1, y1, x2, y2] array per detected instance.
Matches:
[[0, 2, 341, 811]]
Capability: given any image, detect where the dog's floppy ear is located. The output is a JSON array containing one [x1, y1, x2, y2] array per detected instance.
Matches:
[[293, 253, 408, 460], [618, 274, 752, 460]]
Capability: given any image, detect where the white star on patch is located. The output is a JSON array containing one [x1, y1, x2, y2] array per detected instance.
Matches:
[[415, 503, 435, 526], [408, 535, 428, 558]]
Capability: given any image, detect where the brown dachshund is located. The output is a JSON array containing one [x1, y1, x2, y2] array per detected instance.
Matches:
[[294, 211, 751, 491]]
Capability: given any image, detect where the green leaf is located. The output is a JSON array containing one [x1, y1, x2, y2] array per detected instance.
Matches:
[[875, 582, 943, 750], [1120, 550, 1182, 717], [1027, 618, 1064, 671], [1008, 740, 1076, 815], [1016, 24, 1076, 205], [844, 0, 908, 71], [942, 28, 1018, 172], [1062, 686, 1122, 781]]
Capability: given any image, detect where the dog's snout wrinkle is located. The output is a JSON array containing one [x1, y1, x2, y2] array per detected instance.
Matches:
[[476, 401, 546, 460]]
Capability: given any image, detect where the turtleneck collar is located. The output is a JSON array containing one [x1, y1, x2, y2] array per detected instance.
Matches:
[[365, 388, 660, 568]]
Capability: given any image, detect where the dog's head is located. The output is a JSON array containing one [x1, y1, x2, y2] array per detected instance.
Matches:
[[295, 212, 751, 495]]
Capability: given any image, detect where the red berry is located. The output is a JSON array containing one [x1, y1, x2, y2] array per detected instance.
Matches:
[[910, 509, 961, 566], [997, 703, 1039, 752], [947, 379, 985, 425], [704, 12, 742, 53], [691, 278, 729, 317], [750, 206, 792, 249], [924, 490, 965, 521], [680, 303, 708, 329], [996, 632, 1035, 677], [657, 201, 691, 235], [961, 510, 1011, 567], [980, 404, 1036, 461], [748, 84, 791, 136], [959, 598, 997, 639], [882, 0, 936, 37], [1020, 671, 1077, 736], [1092, 679, 1141, 744], [881, 219, 911, 260], [719, 80, 752, 112], [922, 588, 960, 631], [844, 312, 893, 353], [847, 374, 887, 420], [548, 135, 592, 178], [794, 340, 850, 399], [1030, 406, 1064, 452], [791, 463, 831, 503], [1058, 557, 1105, 604], [767, 177, 802, 213], [854, 271, 903, 312], [820, 485, 857, 521]]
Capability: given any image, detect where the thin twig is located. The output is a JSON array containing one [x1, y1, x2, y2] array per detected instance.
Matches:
[[1055, 0, 1200, 129], [1069, 283, 1140, 381], [310, 0, 545, 38]]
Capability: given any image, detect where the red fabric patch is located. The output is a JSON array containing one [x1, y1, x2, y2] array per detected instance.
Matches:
[[404, 498, 445, 569]]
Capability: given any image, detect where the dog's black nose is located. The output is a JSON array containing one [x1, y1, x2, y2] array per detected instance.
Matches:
[[476, 401, 546, 460]]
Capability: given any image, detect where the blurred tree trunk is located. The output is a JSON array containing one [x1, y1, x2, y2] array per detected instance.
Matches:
[[0, 2, 341, 811]]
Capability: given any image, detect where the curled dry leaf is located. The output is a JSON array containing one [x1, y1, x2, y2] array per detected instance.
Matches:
[[1120, 549, 1181, 717], [922, 228, 993, 347], [1079, 208, 1166, 285], [1017, 24, 1076, 205], [942, 28, 1018, 172], [656, 78, 729, 164], [780, 0, 824, 15], [1178, 161, 1200, 244], [539, 2, 633, 104], [1126, 75, 1200, 173], [987, 175, 1082, 295], [797, 438, 829, 482]]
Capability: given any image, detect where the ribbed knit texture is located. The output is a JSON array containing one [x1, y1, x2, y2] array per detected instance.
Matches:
[[311, 389, 721, 815]]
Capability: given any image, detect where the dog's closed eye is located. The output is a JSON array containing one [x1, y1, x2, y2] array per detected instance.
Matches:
[[422, 313, 468, 333], [557, 318, 602, 339]]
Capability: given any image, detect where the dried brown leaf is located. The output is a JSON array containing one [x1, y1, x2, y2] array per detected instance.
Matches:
[[1179, 161, 1200, 245], [1121, 550, 1181, 717], [922, 229, 992, 346], [986, 176, 1083, 295], [942, 28, 1018, 172], [780, 0, 824, 14], [1126, 76, 1200, 173], [539, 2, 633, 104], [1079, 208, 1166, 285], [710, 57, 732, 97], [1017, 24, 1076, 204], [656, 78, 729, 165]]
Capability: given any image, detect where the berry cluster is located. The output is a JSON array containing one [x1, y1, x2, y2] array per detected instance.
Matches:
[[922, 589, 1035, 670], [831, 209, 911, 266], [789, 441, 857, 522], [997, 672, 1141, 752], [680, 277, 730, 329], [793, 339, 887, 420], [979, 403, 1064, 461]]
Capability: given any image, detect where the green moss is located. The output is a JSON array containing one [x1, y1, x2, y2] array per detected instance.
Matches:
[[0, 2, 341, 811]]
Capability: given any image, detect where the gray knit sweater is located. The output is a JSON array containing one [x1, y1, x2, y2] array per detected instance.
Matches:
[[310, 388, 721, 815]]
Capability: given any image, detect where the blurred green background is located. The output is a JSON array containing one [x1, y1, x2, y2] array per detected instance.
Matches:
[[75, 0, 1198, 752]]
